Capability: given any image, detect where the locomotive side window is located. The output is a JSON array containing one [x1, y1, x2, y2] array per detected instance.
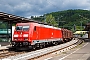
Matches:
[[23, 26, 29, 31], [34, 26, 36, 31]]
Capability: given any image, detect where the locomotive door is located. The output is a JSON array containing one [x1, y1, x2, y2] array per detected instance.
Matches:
[[33, 26, 38, 40]]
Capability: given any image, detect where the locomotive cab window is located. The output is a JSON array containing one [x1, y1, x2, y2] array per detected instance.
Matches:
[[23, 26, 29, 31], [16, 25, 29, 31], [16, 26, 22, 30]]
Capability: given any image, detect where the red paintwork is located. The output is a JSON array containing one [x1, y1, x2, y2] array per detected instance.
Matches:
[[13, 22, 73, 45]]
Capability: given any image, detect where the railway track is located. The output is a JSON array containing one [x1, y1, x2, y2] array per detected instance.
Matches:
[[0, 50, 26, 59], [1, 38, 83, 60]]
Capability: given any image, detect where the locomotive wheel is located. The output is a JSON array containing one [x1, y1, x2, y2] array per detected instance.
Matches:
[[64, 39, 67, 43], [46, 42, 49, 46], [43, 43, 46, 47], [32, 45, 36, 50], [39, 43, 43, 49], [53, 41, 58, 45]]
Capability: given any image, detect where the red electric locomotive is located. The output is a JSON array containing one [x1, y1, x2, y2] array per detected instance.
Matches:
[[11, 22, 73, 50]]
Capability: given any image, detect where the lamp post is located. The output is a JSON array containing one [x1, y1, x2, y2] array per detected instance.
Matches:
[[78, 14, 85, 31], [57, 16, 64, 27], [74, 24, 76, 31], [61, 21, 65, 28], [80, 21, 83, 31], [44, 13, 47, 23]]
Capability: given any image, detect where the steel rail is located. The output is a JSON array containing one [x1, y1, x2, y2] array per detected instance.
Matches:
[[2, 38, 83, 60]]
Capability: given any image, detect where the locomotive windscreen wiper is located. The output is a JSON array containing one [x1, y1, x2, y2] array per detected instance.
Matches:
[[16, 26, 29, 31], [16, 26, 22, 30]]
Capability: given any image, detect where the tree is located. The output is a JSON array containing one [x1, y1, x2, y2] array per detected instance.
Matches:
[[33, 9, 90, 31], [43, 14, 58, 27], [0, 22, 7, 29]]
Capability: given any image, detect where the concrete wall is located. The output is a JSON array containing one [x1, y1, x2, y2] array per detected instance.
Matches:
[[12, 26, 15, 40]]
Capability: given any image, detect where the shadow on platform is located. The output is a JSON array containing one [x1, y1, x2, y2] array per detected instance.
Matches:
[[80, 38, 90, 42], [87, 57, 90, 60], [0, 42, 10, 46]]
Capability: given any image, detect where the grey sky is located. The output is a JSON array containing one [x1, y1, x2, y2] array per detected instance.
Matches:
[[0, 0, 90, 17]]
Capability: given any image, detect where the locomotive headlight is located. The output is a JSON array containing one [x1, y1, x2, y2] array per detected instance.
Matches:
[[24, 38, 28, 41], [23, 34, 28, 37], [14, 34, 18, 37], [14, 38, 18, 41]]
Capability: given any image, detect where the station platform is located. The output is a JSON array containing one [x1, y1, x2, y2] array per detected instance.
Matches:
[[0, 42, 10, 46], [0, 42, 10, 50]]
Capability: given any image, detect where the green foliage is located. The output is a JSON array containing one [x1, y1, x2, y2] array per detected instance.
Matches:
[[33, 9, 90, 31], [0, 22, 7, 29], [44, 14, 58, 27]]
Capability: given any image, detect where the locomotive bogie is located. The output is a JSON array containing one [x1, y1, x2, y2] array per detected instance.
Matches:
[[11, 41, 31, 47]]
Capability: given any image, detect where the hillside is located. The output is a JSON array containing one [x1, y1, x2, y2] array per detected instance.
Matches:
[[32, 9, 90, 31]]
